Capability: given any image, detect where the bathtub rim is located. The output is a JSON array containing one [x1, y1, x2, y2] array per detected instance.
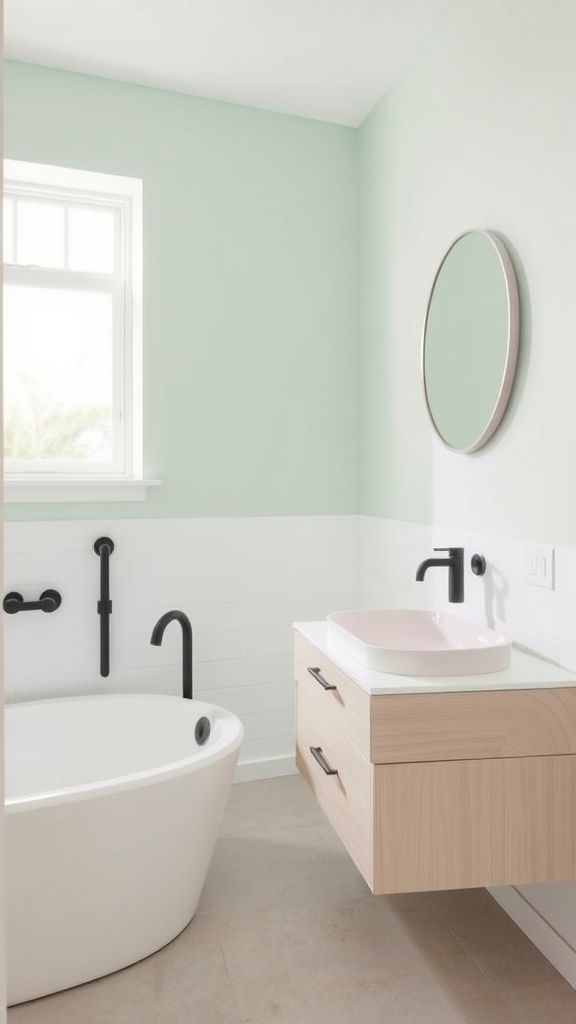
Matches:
[[5, 692, 244, 813]]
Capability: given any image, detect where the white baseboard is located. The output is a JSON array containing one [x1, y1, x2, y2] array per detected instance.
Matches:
[[489, 885, 576, 990], [234, 754, 298, 784]]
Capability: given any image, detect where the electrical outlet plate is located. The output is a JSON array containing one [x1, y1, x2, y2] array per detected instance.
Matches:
[[525, 543, 554, 589]]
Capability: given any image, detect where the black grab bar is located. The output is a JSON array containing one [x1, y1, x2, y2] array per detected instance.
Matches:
[[94, 536, 114, 677]]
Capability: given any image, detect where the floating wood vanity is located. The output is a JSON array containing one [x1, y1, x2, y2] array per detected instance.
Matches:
[[295, 623, 576, 894]]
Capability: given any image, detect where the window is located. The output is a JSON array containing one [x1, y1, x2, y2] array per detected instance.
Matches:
[[3, 160, 152, 502]]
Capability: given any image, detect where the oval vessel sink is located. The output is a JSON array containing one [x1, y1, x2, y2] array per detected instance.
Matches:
[[327, 609, 511, 676]]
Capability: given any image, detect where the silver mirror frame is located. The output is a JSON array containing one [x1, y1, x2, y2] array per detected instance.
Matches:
[[421, 230, 520, 454]]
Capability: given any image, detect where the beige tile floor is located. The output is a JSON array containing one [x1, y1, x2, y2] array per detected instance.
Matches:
[[8, 775, 576, 1024]]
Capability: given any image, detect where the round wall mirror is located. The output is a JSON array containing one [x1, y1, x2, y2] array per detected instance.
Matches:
[[422, 230, 520, 453]]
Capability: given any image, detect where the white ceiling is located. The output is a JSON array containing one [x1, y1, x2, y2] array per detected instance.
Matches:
[[4, 0, 456, 127]]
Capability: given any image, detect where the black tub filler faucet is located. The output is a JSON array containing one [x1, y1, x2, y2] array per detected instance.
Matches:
[[150, 610, 193, 700]]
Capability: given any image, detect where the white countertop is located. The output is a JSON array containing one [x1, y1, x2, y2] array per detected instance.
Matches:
[[294, 621, 576, 695]]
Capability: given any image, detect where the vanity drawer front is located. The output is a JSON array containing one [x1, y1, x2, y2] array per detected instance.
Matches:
[[294, 632, 370, 758], [369, 687, 576, 764], [296, 688, 373, 888], [371, 754, 576, 894]]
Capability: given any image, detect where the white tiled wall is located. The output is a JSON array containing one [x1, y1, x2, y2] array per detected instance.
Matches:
[[3, 515, 358, 778], [358, 517, 433, 609], [359, 515, 576, 664], [10, 513, 576, 774]]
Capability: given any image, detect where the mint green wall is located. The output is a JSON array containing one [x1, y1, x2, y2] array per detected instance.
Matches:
[[358, 99, 432, 521], [4, 61, 359, 520]]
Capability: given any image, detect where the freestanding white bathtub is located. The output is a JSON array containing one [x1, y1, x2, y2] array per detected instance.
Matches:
[[5, 693, 243, 1006]]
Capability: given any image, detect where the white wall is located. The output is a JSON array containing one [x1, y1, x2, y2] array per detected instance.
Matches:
[[428, 0, 576, 547], [3, 515, 357, 780], [360, 0, 576, 543]]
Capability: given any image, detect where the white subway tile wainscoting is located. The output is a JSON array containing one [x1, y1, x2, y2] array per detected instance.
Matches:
[[3, 515, 358, 778], [7, 514, 576, 777]]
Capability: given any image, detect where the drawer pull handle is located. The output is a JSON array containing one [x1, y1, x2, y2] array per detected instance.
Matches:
[[307, 666, 337, 691], [309, 746, 338, 776]]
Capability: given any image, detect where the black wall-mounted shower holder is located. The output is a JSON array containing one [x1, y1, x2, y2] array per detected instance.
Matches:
[[3, 589, 62, 614], [94, 536, 114, 677]]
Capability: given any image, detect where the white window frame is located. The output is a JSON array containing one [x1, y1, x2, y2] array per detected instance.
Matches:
[[3, 160, 159, 502]]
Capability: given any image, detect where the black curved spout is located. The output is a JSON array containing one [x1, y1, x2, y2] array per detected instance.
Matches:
[[415, 547, 464, 603], [150, 610, 193, 700]]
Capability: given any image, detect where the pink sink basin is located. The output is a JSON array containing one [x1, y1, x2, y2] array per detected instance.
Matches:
[[327, 609, 511, 676]]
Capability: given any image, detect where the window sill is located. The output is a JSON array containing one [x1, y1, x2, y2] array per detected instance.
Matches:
[[4, 478, 161, 503]]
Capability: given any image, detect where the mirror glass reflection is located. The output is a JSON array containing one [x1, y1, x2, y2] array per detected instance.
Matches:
[[422, 230, 519, 453]]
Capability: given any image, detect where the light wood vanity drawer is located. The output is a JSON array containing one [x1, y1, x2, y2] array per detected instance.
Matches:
[[371, 754, 576, 894], [296, 683, 373, 887], [369, 687, 576, 764], [295, 632, 370, 758], [297, 633, 576, 766]]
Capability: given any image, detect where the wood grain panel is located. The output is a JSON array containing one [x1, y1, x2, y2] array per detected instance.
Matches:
[[296, 683, 373, 887], [370, 688, 576, 764], [372, 754, 576, 894], [295, 632, 370, 758]]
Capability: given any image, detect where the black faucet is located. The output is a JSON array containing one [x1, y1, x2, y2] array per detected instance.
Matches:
[[415, 547, 464, 603], [150, 610, 193, 699]]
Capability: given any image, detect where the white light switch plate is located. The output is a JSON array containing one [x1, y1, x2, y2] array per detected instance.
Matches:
[[525, 543, 554, 589]]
